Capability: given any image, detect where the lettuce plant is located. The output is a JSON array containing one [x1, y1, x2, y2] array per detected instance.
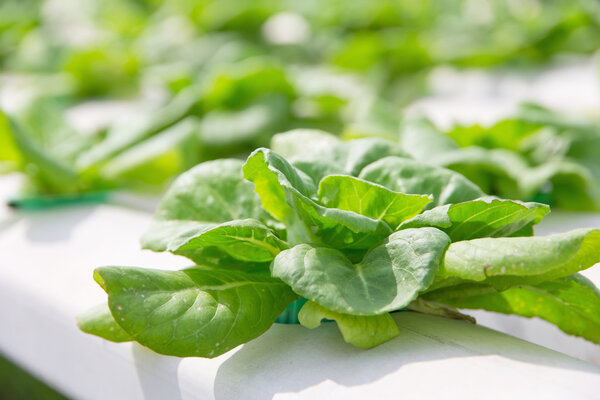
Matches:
[[397, 104, 600, 211], [78, 130, 600, 357]]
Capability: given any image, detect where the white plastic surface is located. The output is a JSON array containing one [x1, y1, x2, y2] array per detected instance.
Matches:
[[1, 198, 600, 399]]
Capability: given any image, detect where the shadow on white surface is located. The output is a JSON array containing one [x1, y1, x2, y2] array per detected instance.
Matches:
[[133, 345, 184, 400], [0, 208, 20, 235], [469, 310, 600, 366], [212, 313, 600, 399], [22, 206, 97, 243]]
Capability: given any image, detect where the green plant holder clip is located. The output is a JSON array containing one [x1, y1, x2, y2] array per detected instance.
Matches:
[[7, 191, 110, 210], [275, 298, 308, 324]]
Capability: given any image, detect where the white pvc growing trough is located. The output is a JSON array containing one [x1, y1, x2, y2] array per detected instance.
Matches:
[[0, 174, 599, 399]]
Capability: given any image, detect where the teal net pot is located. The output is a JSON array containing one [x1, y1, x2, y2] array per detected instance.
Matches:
[[275, 298, 308, 324], [276, 298, 405, 324]]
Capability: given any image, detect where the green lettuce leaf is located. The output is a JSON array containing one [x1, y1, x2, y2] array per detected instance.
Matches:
[[199, 97, 285, 151], [244, 148, 393, 250], [242, 147, 316, 223], [527, 160, 600, 211], [94, 265, 298, 358], [77, 303, 133, 343], [99, 116, 202, 190], [143, 219, 287, 263], [399, 198, 549, 241], [0, 110, 24, 172], [201, 59, 295, 110], [428, 274, 600, 344], [406, 298, 475, 323], [270, 129, 408, 182], [343, 97, 402, 140], [399, 115, 459, 161], [433, 147, 532, 200], [272, 228, 450, 315], [436, 228, 600, 290], [298, 301, 400, 349], [6, 116, 82, 194], [76, 85, 200, 171], [318, 175, 431, 229], [359, 156, 484, 209], [517, 103, 600, 137], [446, 118, 539, 152], [142, 158, 282, 263]]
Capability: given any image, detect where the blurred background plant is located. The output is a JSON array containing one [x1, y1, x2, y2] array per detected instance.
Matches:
[[1, 0, 599, 202], [347, 103, 600, 210]]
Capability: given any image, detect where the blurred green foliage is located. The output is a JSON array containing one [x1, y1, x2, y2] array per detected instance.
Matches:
[[358, 104, 600, 210], [3, 0, 599, 96], [1, 0, 599, 198]]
